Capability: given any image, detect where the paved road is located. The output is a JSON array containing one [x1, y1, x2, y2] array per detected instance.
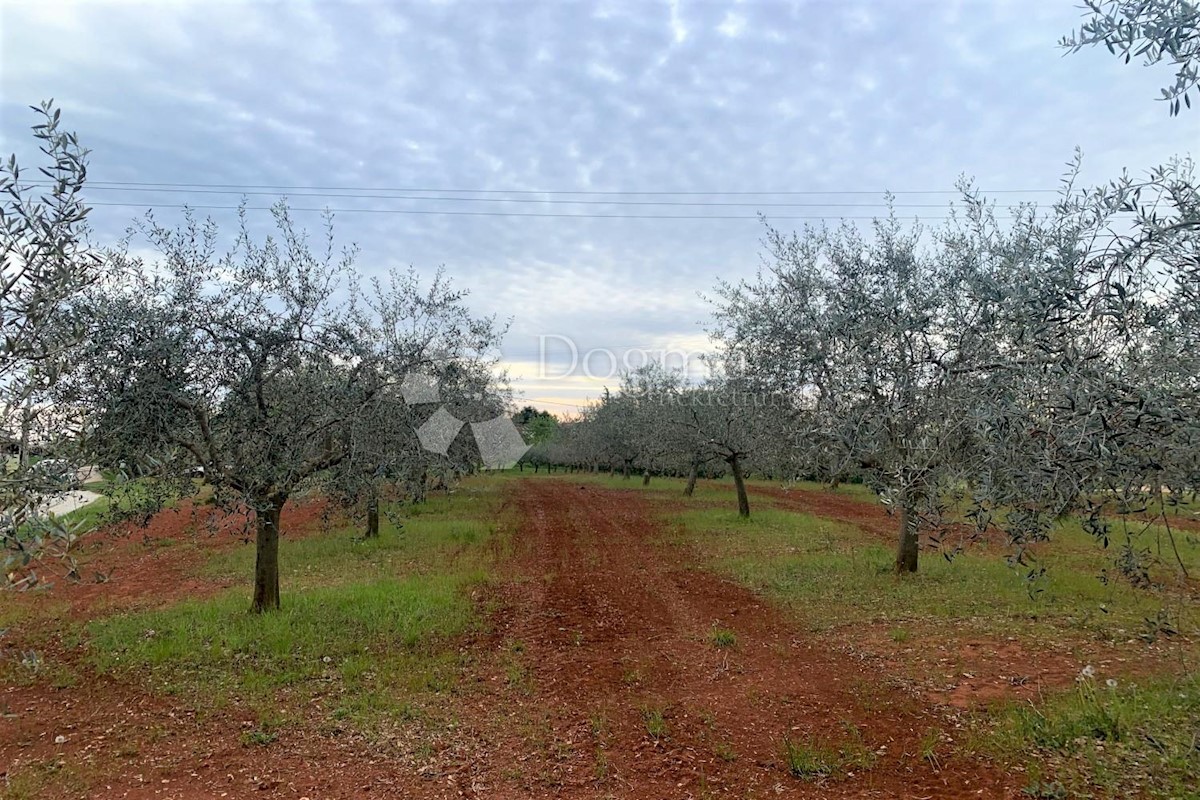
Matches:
[[44, 489, 101, 517], [40, 466, 103, 517]]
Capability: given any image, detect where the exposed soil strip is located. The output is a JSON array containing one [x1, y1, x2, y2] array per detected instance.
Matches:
[[445, 478, 1017, 798]]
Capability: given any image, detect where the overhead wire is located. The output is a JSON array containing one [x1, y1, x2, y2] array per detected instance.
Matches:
[[39, 184, 1046, 209], [35, 179, 1064, 196], [88, 201, 1029, 221], [25, 177, 1071, 220]]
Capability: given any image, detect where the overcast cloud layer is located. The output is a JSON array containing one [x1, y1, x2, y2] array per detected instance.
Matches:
[[2, 0, 1196, 411]]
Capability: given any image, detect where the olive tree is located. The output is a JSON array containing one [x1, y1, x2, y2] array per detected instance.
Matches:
[[331, 268, 504, 536], [614, 364, 686, 485], [2, 102, 101, 588], [66, 204, 499, 611], [715, 164, 1198, 579], [1063, 0, 1199, 115], [712, 215, 990, 572], [962, 160, 1199, 577], [588, 387, 642, 478], [668, 377, 790, 516]]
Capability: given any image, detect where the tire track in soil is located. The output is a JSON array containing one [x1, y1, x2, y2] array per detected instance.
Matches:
[[451, 478, 1019, 799]]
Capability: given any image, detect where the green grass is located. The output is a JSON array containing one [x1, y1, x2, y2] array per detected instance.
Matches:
[[781, 728, 875, 780], [0, 758, 88, 800], [671, 506, 1199, 639], [641, 704, 668, 739], [709, 627, 738, 648], [503, 468, 829, 503], [201, 489, 499, 589], [782, 736, 838, 779], [58, 494, 112, 532], [988, 672, 1200, 798], [85, 477, 508, 728], [89, 574, 474, 689]]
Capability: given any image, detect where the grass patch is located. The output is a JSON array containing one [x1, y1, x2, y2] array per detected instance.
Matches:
[[503, 639, 533, 694], [89, 574, 476, 695], [918, 727, 944, 769], [714, 741, 738, 762], [709, 627, 738, 649], [58, 494, 112, 533], [201, 488, 500, 588], [240, 726, 279, 747], [86, 477, 509, 729], [502, 468, 816, 505], [673, 506, 1200, 639], [641, 704, 668, 740], [781, 726, 876, 781], [988, 672, 1200, 798], [0, 758, 88, 800], [782, 736, 839, 779]]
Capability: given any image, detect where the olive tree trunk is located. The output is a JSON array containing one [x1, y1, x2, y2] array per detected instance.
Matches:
[[728, 455, 750, 518], [894, 501, 919, 574], [684, 458, 699, 497], [252, 494, 287, 613], [411, 467, 427, 504], [365, 494, 380, 539]]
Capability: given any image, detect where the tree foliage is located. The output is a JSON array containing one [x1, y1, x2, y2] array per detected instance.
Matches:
[[64, 204, 504, 611], [712, 161, 1199, 576], [1063, 0, 1200, 115], [1, 102, 100, 588]]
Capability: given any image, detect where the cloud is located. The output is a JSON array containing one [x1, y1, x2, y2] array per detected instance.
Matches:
[[0, 0, 1194, 410], [716, 11, 746, 38], [587, 61, 623, 83], [668, 0, 688, 44]]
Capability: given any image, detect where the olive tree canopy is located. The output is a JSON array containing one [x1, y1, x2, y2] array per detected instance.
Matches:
[[2, 102, 100, 589], [1063, 0, 1200, 115], [65, 204, 504, 611]]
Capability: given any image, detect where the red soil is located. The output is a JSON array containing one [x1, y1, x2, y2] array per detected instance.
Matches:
[[12, 497, 332, 620], [7, 478, 1171, 798], [440, 480, 1020, 798], [750, 483, 1018, 555]]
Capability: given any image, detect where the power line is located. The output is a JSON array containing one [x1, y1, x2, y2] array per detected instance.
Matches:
[[46, 184, 1049, 209], [518, 397, 591, 408], [39, 179, 1063, 196], [89, 201, 1023, 221]]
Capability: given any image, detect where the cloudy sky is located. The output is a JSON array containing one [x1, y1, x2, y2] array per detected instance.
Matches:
[[1, 0, 1195, 412]]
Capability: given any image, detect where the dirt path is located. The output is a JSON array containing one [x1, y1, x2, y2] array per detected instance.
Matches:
[[444, 478, 1017, 798]]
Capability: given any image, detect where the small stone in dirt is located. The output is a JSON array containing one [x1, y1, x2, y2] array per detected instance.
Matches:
[[54, 734, 67, 744]]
